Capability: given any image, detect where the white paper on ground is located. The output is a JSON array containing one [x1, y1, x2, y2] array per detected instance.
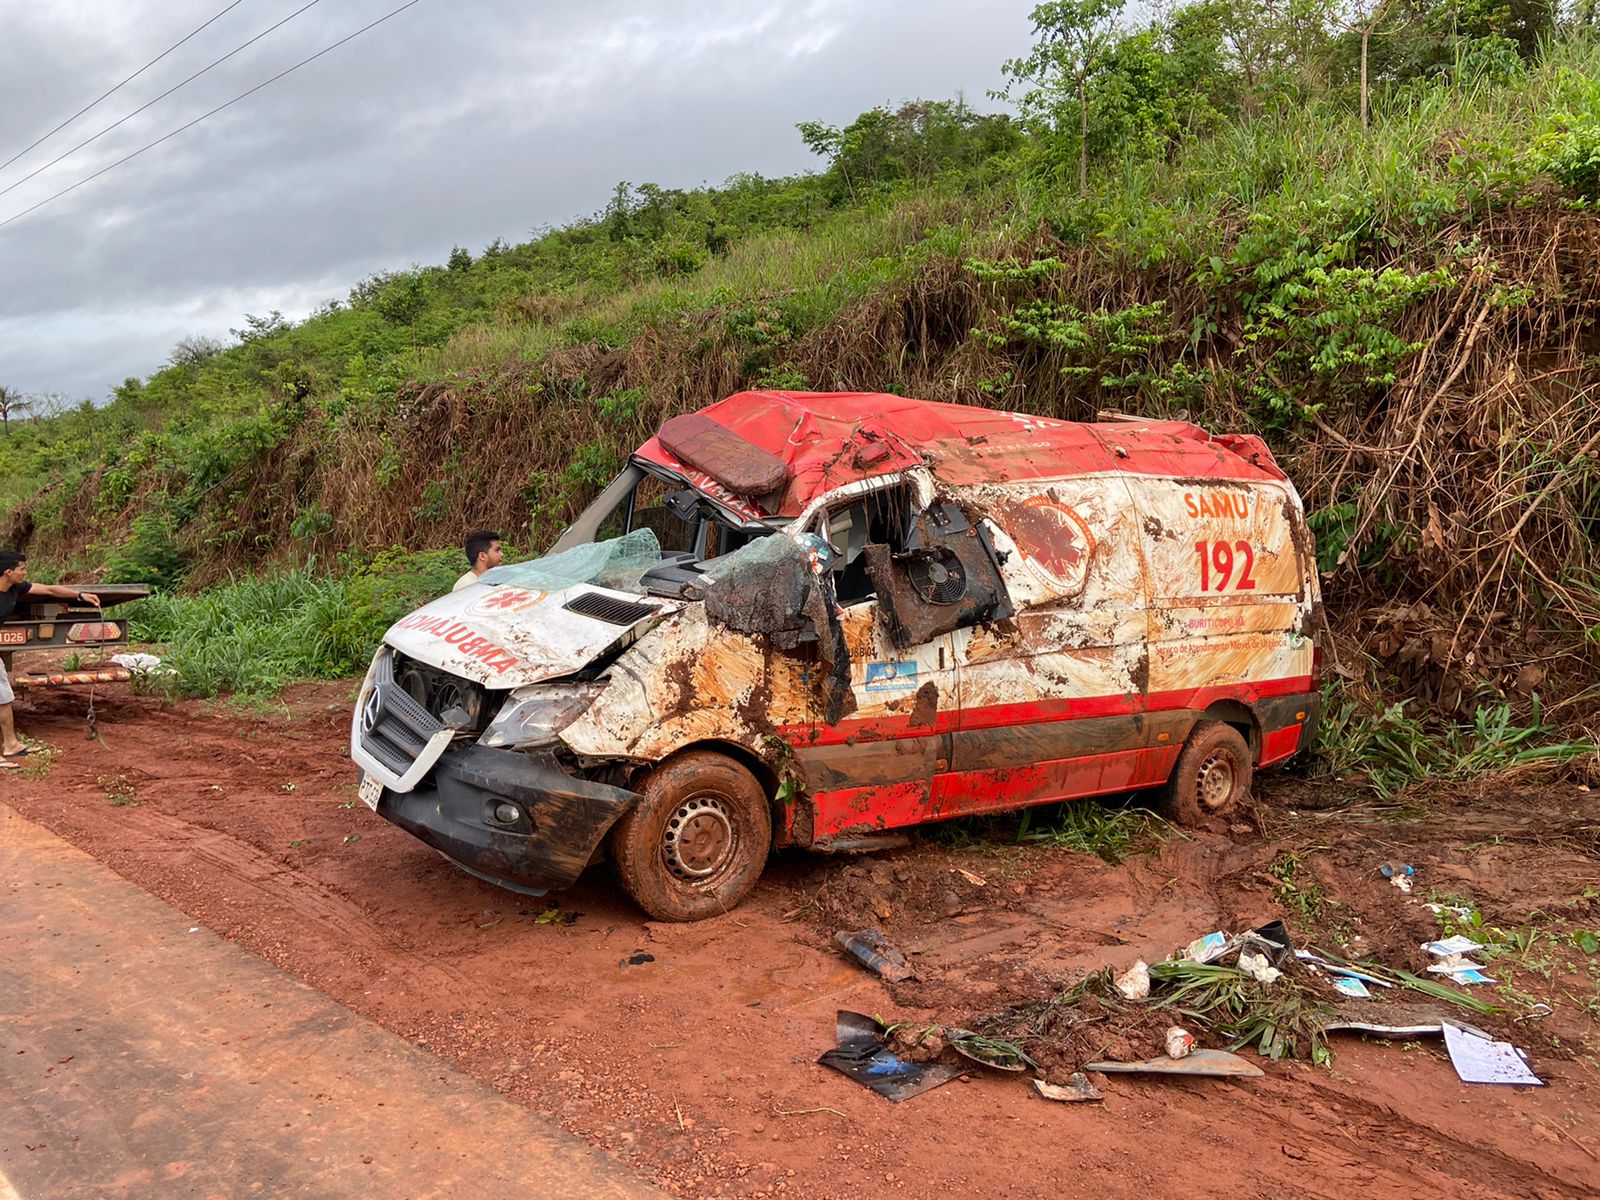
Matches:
[[1442, 1023, 1543, 1086], [1332, 976, 1372, 999], [1422, 935, 1485, 957]]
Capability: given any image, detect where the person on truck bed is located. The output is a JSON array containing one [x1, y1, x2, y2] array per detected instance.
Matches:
[[452, 529, 504, 593], [0, 551, 100, 768]]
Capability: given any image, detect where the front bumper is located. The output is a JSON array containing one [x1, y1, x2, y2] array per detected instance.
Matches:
[[371, 744, 639, 894]]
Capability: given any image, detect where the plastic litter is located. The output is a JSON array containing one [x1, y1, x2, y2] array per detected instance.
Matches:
[[1237, 950, 1282, 984], [1164, 1027, 1196, 1059], [1183, 931, 1231, 963], [834, 928, 917, 983], [1332, 976, 1372, 999], [108, 652, 171, 674], [1380, 861, 1415, 892], [1114, 959, 1151, 1000], [818, 1011, 967, 1102]]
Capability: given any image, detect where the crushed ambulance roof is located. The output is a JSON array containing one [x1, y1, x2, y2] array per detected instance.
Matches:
[[634, 391, 1288, 519]]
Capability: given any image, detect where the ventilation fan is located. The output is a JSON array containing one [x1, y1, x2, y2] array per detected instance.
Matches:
[[906, 548, 967, 605]]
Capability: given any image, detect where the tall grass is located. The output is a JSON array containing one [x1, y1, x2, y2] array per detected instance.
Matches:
[[1314, 683, 1597, 797], [123, 548, 460, 697]]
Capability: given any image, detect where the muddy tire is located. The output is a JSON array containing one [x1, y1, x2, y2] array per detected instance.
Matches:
[[1163, 721, 1252, 826], [609, 751, 772, 922]]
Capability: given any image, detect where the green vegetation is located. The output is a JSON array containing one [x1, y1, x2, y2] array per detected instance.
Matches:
[[1015, 801, 1170, 863], [3, 1, 1598, 795], [1315, 685, 1596, 796], [123, 548, 457, 697]]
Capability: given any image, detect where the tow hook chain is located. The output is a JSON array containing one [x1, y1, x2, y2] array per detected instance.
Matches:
[[84, 603, 107, 747]]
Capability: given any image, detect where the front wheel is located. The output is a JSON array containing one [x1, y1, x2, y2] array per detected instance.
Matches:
[[1163, 721, 1252, 826], [609, 751, 771, 921]]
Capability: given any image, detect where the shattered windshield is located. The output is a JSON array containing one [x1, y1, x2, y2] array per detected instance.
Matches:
[[478, 529, 663, 595]]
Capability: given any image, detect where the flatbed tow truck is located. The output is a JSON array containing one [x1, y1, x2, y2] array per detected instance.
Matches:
[[0, 583, 153, 688]]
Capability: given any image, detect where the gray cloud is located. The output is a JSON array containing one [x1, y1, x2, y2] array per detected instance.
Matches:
[[0, 0, 1037, 400]]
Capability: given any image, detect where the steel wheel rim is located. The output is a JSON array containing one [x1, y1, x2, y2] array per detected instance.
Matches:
[[663, 794, 736, 882], [1196, 752, 1237, 811]]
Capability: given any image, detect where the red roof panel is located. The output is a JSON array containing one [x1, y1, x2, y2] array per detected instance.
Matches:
[[633, 391, 1286, 518]]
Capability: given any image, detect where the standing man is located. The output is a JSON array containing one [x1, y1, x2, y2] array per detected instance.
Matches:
[[0, 551, 99, 767], [453, 530, 504, 592]]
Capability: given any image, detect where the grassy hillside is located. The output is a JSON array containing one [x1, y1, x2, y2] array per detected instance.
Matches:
[[6, 10, 1600, 778]]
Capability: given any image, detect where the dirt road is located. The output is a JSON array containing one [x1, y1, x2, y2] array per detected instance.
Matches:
[[5, 684, 1598, 1198]]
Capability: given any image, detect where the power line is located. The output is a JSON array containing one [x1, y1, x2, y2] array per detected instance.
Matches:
[[0, 0, 248, 175], [0, 0, 325, 201], [0, 0, 426, 232]]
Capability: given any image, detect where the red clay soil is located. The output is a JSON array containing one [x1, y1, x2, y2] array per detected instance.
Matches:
[[5, 682, 1599, 1199]]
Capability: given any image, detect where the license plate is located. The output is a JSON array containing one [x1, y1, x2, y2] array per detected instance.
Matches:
[[359, 773, 384, 811], [0, 629, 27, 645]]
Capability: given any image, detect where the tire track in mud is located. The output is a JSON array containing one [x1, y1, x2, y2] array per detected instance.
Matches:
[[12, 688, 470, 1001], [63, 800, 471, 1000]]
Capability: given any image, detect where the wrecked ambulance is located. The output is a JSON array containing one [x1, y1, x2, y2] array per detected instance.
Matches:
[[352, 391, 1321, 920]]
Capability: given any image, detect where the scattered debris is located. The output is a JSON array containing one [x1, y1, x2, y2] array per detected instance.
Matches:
[[1293, 950, 1393, 989], [1321, 1013, 1448, 1039], [1380, 861, 1415, 892], [1442, 1023, 1544, 1087], [947, 1029, 1032, 1072], [954, 868, 986, 887], [1422, 935, 1484, 957], [1085, 1049, 1264, 1078], [1238, 949, 1283, 984], [1424, 902, 1474, 920], [1427, 962, 1494, 985], [619, 951, 655, 969], [818, 1011, 967, 1102], [1184, 931, 1230, 963], [834, 928, 917, 982], [1332, 977, 1372, 999], [1164, 1027, 1195, 1059], [1031, 1074, 1101, 1103], [1113, 959, 1150, 999]]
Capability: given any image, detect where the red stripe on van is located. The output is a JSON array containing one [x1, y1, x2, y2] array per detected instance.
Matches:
[[810, 746, 1185, 839], [779, 675, 1314, 748]]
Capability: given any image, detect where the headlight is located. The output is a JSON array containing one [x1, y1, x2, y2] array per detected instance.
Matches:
[[478, 682, 605, 749]]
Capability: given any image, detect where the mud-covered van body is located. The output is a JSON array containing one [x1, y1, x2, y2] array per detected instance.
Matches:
[[352, 392, 1320, 920]]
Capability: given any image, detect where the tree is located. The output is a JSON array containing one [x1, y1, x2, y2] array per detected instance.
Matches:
[[1333, 0, 1400, 128], [229, 310, 287, 344], [1002, 0, 1126, 190], [0, 385, 30, 434], [798, 101, 1021, 204], [169, 334, 224, 367]]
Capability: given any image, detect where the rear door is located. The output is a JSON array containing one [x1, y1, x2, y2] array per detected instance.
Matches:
[[1137, 478, 1315, 760]]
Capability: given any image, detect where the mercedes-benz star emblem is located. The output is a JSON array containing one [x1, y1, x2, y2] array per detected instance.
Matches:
[[361, 687, 382, 734]]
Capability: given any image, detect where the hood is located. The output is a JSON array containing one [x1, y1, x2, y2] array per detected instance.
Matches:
[[384, 582, 678, 688]]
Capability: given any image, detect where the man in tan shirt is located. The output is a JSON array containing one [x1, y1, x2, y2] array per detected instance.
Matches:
[[453, 530, 503, 592]]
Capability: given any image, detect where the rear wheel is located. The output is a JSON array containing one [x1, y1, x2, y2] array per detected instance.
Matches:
[[1163, 721, 1252, 826], [609, 750, 771, 921]]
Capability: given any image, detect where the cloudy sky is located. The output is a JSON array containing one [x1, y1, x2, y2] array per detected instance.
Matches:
[[0, 0, 1040, 401]]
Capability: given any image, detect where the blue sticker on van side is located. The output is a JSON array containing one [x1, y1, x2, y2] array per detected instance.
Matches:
[[864, 661, 918, 692]]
